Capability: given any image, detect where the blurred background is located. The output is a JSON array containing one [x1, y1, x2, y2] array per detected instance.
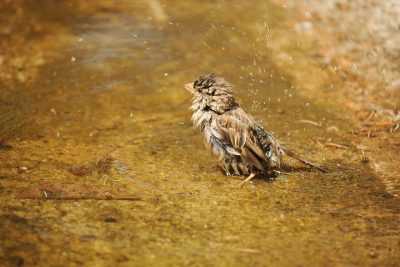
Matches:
[[0, 1, 399, 266]]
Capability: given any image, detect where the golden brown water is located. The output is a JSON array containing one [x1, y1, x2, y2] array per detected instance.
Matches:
[[1, 1, 399, 266]]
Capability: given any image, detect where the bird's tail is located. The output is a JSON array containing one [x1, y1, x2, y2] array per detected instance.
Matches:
[[283, 148, 327, 173]]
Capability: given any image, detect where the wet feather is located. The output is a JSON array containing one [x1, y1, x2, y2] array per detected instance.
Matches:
[[185, 73, 325, 177]]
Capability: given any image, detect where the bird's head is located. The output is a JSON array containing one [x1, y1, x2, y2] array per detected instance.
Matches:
[[185, 74, 238, 114], [184, 73, 233, 97]]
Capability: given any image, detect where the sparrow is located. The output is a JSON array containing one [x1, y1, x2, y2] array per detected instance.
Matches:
[[184, 73, 325, 186]]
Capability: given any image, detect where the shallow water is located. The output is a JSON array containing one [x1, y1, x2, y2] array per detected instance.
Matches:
[[1, 1, 399, 266]]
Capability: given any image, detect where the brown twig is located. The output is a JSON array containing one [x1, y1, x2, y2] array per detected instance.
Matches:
[[362, 121, 395, 128], [16, 196, 142, 201], [367, 129, 373, 138], [391, 123, 399, 133], [324, 142, 349, 149], [363, 110, 376, 122], [297, 119, 322, 127]]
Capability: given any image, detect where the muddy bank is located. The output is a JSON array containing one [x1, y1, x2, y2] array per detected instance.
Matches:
[[270, 0, 400, 197], [277, 0, 400, 117]]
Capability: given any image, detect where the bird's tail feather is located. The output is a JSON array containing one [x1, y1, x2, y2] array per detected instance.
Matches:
[[283, 148, 327, 173]]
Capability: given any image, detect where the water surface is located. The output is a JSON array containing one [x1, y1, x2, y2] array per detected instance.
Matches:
[[0, 1, 399, 266]]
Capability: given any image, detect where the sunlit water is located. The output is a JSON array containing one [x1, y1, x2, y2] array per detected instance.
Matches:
[[0, 1, 399, 266]]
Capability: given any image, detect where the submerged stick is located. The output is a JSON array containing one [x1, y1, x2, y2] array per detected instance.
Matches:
[[16, 195, 142, 201]]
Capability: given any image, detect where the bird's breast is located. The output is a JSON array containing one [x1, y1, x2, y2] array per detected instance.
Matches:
[[191, 108, 213, 130]]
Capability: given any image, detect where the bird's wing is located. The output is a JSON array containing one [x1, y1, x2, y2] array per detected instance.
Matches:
[[216, 108, 268, 171], [202, 114, 241, 160]]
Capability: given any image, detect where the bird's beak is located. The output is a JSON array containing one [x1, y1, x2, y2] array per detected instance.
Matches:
[[184, 82, 195, 94]]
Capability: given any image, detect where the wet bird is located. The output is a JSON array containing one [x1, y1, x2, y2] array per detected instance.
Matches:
[[184, 73, 325, 186]]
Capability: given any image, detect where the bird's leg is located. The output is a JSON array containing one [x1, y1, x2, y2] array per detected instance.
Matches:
[[231, 159, 241, 176], [239, 173, 256, 187], [222, 157, 242, 176], [221, 159, 232, 176], [238, 163, 249, 176]]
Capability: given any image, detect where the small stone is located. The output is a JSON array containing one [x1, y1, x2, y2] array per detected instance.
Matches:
[[368, 251, 378, 258], [16, 72, 27, 82], [104, 217, 118, 223], [0, 141, 12, 150], [68, 165, 92, 176], [32, 56, 45, 66], [326, 126, 339, 133], [294, 21, 313, 33], [388, 79, 400, 91]]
